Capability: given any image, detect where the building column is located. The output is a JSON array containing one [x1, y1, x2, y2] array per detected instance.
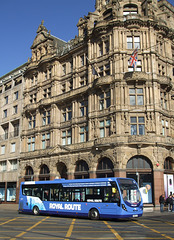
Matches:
[[89, 171, 96, 179], [153, 170, 164, 207]]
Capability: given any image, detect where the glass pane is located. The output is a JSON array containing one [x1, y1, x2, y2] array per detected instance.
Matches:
[[130, 96, 136, 105], [130, 117, 137, 123], [131, 125, 137, 135], [138, 117, 144, 123], [137, 96, 144, 105], [137, 88, 143, 94], [129, 89, 135, 94], [139, 125, 145, 135], [67, 137, 71, 145], [100, 128, 105, 138], [100, 121, 104, 127]]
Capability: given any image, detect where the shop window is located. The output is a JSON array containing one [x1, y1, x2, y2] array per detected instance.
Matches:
[[126, 156, 153, 204], [0, 183, 5, 201], [7, 182, 16, 202]]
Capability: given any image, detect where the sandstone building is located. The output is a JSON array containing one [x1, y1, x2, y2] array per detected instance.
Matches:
[[0, 64, 27, 203], [17, 0, 174, 208]]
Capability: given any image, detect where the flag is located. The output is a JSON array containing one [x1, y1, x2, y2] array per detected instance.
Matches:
[[129, 48, 138, 68], [86, 56, 100, 77]]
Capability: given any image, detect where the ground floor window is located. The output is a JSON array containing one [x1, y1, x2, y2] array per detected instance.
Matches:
[[127, 155, 153, 204], [7, 182, 16, 202], [0, 183, 5, 201]]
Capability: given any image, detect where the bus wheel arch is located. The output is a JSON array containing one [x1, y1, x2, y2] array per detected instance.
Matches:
[[33, 205, 40, 215], [89, 208, 100, 220]]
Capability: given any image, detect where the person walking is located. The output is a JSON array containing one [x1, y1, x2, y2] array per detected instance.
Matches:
[[166, 195, 172, 212], [172, 194, 174, 212], [159, 194, 165, 212]]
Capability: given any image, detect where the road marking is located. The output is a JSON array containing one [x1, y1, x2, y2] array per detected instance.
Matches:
[[64, 219, 76, 240], [132, 221, 174, 240], [0, 218, 18, 226], [104, 221, 123, 240], [10, 216, 50, 240]]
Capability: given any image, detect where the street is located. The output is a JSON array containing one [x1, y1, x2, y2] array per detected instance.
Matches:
[[0, 208, 173, 240]]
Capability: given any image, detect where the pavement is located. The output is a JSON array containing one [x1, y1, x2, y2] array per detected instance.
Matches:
[[0, 204, 173, 217]]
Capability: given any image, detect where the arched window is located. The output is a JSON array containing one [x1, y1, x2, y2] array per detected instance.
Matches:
[[126, 155, 153, 204], [164, 157, 173, 170], [96, 157, 114, 178], [24, 166, 34, 181], [75, 160, 89, 179], [57, 162, 68, 179], [39, 164, 50, 181]]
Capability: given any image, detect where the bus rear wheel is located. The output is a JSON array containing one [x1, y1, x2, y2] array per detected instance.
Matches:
[[33, 206, 39, 215], [89, 208, 99, 220]]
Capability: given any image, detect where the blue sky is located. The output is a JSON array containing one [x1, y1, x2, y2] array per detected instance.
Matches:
[[0, 0, 173, 77]]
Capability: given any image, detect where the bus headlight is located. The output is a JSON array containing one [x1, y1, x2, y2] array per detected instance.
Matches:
[[122, 204, 127, 211]]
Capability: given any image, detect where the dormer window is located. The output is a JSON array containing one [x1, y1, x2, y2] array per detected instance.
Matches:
[[123, 4, 138, 17]]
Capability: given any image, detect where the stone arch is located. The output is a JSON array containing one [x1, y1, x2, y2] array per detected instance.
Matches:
[[56, 162, 68, 179], [24, 165, 34, 181], [126, 155, 153, 204], [74, 160, 89, 179], [39, 164, 50, 181], [96, 157, 114, 178], [123, 152, 154, 169]]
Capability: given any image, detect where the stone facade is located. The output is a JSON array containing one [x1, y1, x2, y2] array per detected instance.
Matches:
[[0, 64, 27, 203], [19, 0, 174, 207]]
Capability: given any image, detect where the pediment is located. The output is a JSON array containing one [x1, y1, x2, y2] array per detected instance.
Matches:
[[31, 32, 49, 49], [48, 144, 71, 155]]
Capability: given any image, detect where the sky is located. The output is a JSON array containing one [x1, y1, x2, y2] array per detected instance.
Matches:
[[0, 0, 173, 77], [0, 0, 95, 77]]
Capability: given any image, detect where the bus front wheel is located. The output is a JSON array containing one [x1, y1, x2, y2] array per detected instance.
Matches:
[[89, 208, 99, 220], [33, 206, 39, 215]]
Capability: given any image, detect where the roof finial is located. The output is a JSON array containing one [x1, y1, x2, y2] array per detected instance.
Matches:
[[41, 20, 44, 25]]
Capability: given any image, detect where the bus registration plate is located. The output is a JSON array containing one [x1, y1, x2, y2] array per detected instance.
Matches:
[[133, 214, 138, 218]]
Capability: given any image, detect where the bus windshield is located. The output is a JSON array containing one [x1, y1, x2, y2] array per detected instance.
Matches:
[[117, 178, 141, 207]]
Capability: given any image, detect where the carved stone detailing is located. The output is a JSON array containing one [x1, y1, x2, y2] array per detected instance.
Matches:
[[124, 71, 147, 82], [93, 75, 112, 87]]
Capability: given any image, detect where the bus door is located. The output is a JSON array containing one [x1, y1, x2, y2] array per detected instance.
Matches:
[[101, 185, 120, 214]]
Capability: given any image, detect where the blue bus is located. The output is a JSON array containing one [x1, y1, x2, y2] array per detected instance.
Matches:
[[18, 177, 143, 219]]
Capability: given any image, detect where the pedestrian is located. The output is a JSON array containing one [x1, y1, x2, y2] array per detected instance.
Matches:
[[172, 194, 174, 212], [159, 193, 165, 212], [166, 195, 172, 212]]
